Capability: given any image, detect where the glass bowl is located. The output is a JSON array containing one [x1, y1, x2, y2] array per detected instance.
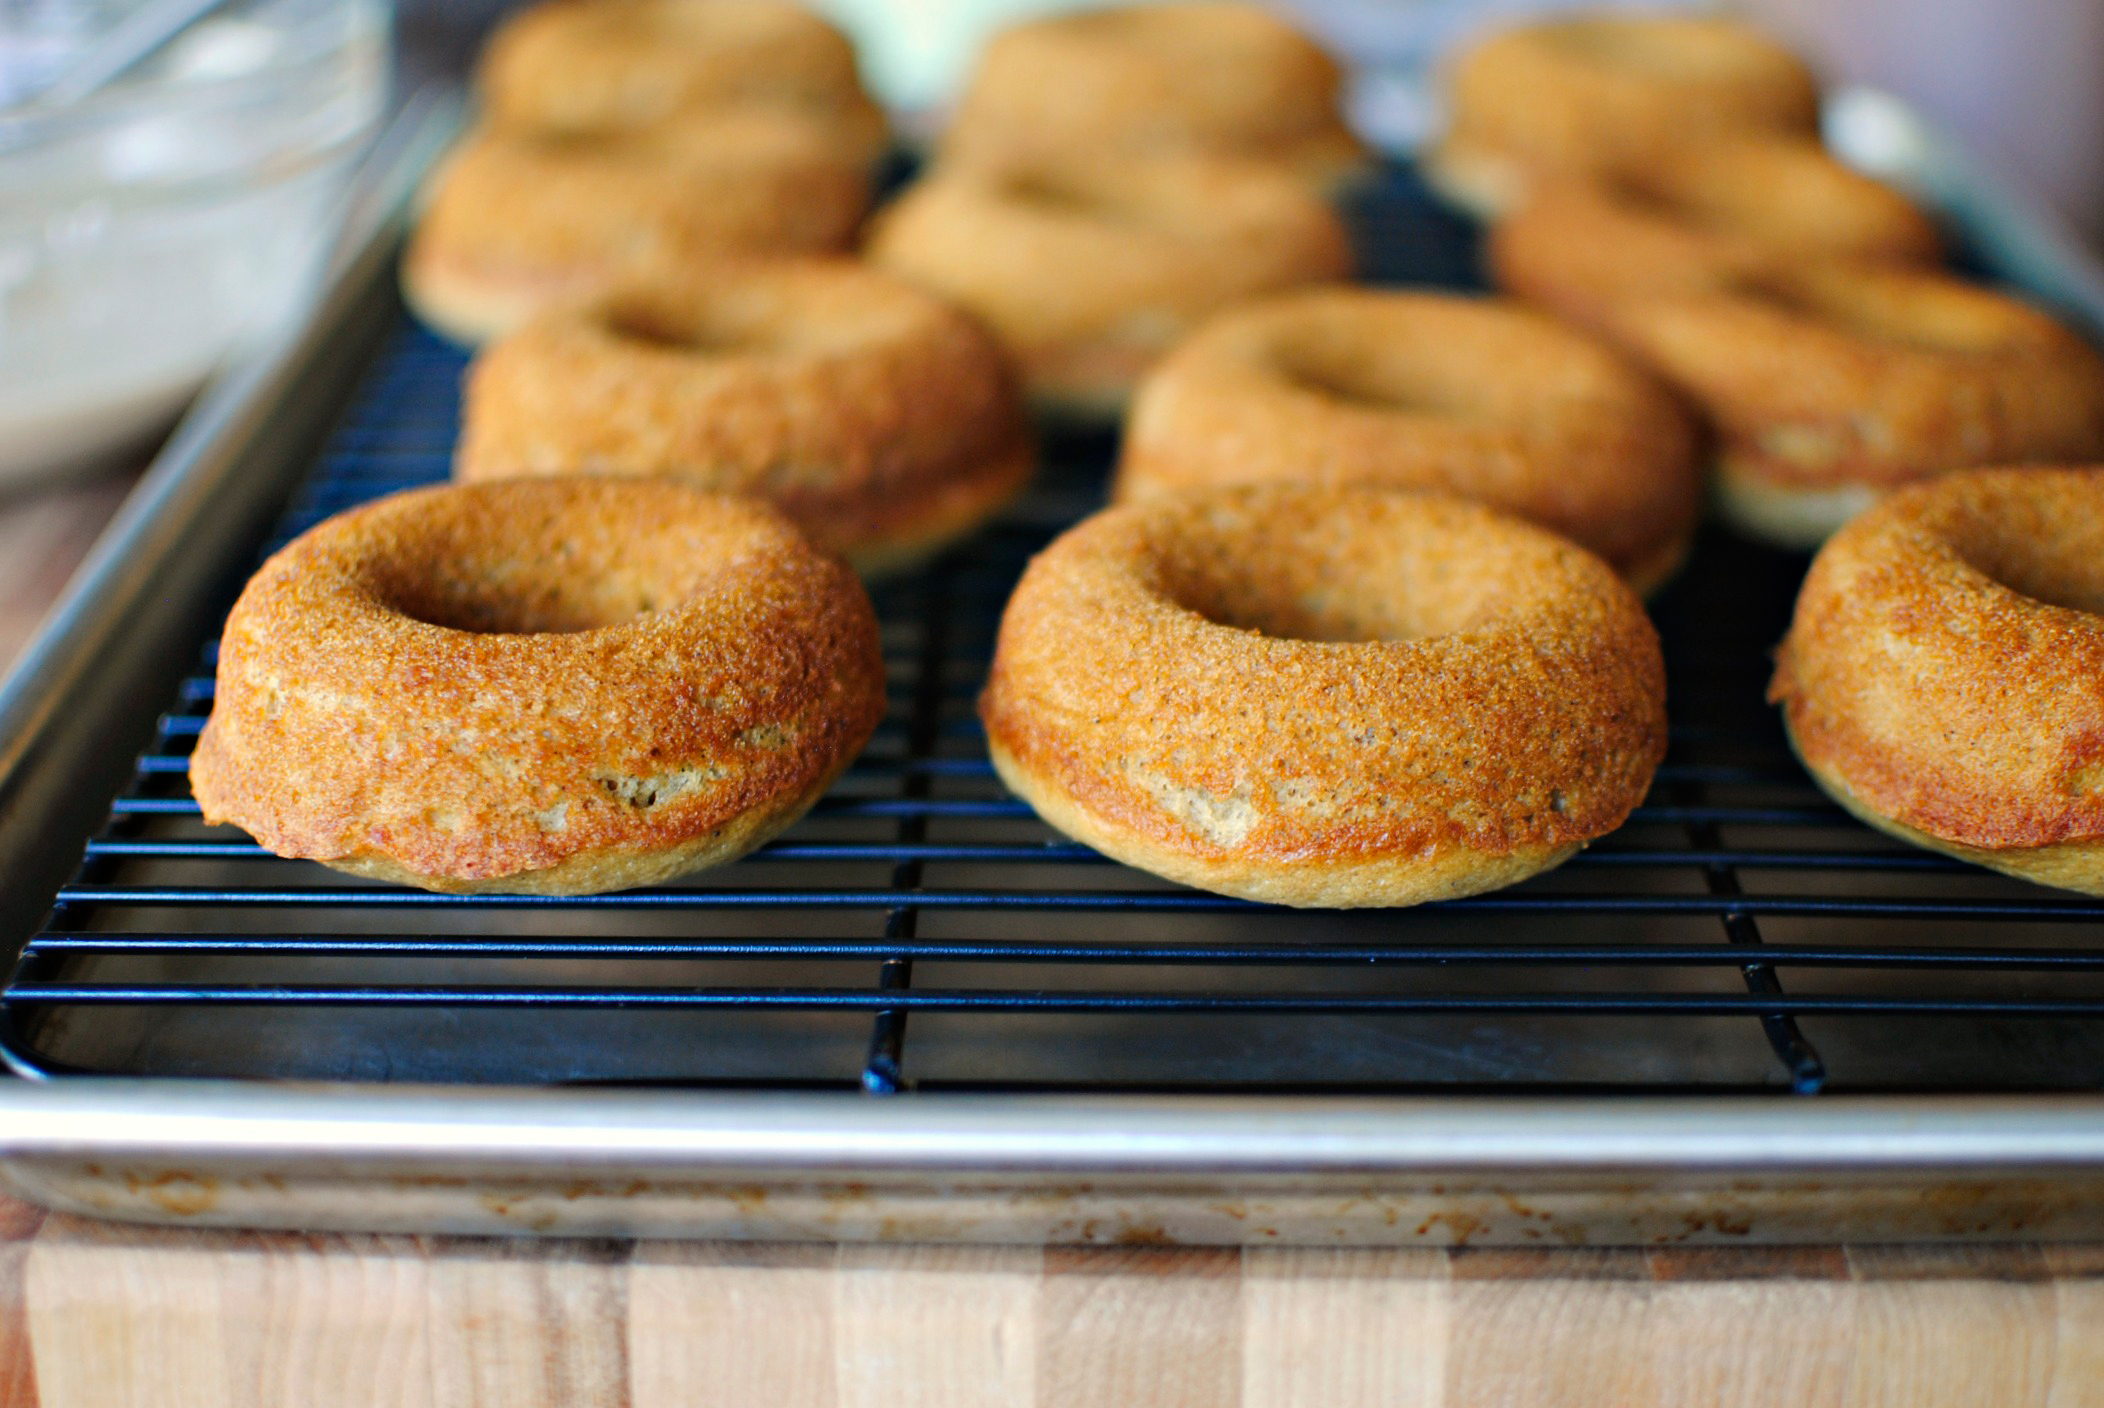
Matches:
[[0, 0, 391, 486]]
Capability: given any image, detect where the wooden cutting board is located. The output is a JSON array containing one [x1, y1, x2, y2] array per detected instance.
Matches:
[[0, 471, 133, 667], [5, 1193, 2104, 1407]]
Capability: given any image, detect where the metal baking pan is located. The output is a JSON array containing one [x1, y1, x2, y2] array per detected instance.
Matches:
[[3, 88, 2104, 1246]]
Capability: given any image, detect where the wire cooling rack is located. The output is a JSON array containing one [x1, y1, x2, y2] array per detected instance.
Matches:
[[6, 164, 2104, 1098]]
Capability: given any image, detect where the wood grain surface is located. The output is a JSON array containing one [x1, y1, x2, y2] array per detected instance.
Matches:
[[0, 471, 134, 667], [5, 1199, 2104, 1407]]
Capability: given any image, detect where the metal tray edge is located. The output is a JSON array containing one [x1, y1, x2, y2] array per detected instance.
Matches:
[[6, 1083, 2104, 1244]]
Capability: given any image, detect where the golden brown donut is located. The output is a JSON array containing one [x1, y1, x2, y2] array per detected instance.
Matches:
[[455, 260, 1034, 575], [1770, 466, 2104, 894], [1490, 137, 1944, 327], [865, 151, 1354, 419], [941, 1, 1367, 189], [1425, 12, 1820, 217], [402, 112, 871, 346], [1115, 289, 1703, 593], [477, 0, 887, 163], [980, 486, 1668, 907], [190, 479, 886, 896], [1606, 263, 2104, 548]]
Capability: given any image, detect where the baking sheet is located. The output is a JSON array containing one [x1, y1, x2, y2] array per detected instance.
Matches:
[[3, 89, 2104, 1243]]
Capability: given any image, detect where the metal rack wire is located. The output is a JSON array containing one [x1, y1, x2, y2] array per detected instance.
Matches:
[[7, 166, 2104, 1097]]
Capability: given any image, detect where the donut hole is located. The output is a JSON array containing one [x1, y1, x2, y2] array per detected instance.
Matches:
[[1162, 562, 1419, 643], [987, 164, 1214, 240], [998, 172, 1113, 220], [593, 278, 905, 360], [1268, 336, 1484, 419], [363, 498, 728, 636], [1150, 505, 1517, 644], [514, 129, 620, 162], [1605, 165, 1800, 245], [383, 568, 683, 635], [1948, 500, 2104, 618], [1257, 308, 1589, 429], [1746, 274, 2043, 356], [1614, 146, 1928, 258], [600, 301, 758, 357]]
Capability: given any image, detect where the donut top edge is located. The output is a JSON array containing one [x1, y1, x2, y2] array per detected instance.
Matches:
[[982, 487, 1668, 866], [1598, 263, 2104, 488], [477, 0, 877, 137], [952, 1, 1350, 145], [191, 479, 886, 883], [412, 116, 873, 272], [1487, 138, 1947, 324], [1772, 465, 2104, 850], [1116, 288, 1701, 577], [1445, 13, 1821, 147], [455, 260, 1032, 529]]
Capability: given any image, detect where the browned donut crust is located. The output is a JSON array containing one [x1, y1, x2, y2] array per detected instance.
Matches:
[[455, 260, 1033, 575], [1115, 289, 1702, 593], [940, 1, 1367, 189], [1490, 137, 1944, 327], [1426, 13, 1819, 217], [1606, 262, 2104, 547], [981, 486, 1667, 907], [190, 480, 886, 895], [477, 0, 886, 163], [865, 152, 1354, 419], [403, 113, 871, 345], [1770, 467, 2104, 894]]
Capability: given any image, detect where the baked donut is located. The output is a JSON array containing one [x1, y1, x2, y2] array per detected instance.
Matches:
[[189, 479, 886, 896], [402, 112, 870, 345], [455, 260, 1034, 575], [1490, 137, 1943, 328], [1771, 466, 2104, 894], [1115, 289, 1702, 593], [980, 486, 1667, 907], [477, 0, 887, 164], [941, 1, 1367, 189], [865, 151, 1353, 418], [1425, 12, 1820, 217], [1606, 262, 2104, 547]]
